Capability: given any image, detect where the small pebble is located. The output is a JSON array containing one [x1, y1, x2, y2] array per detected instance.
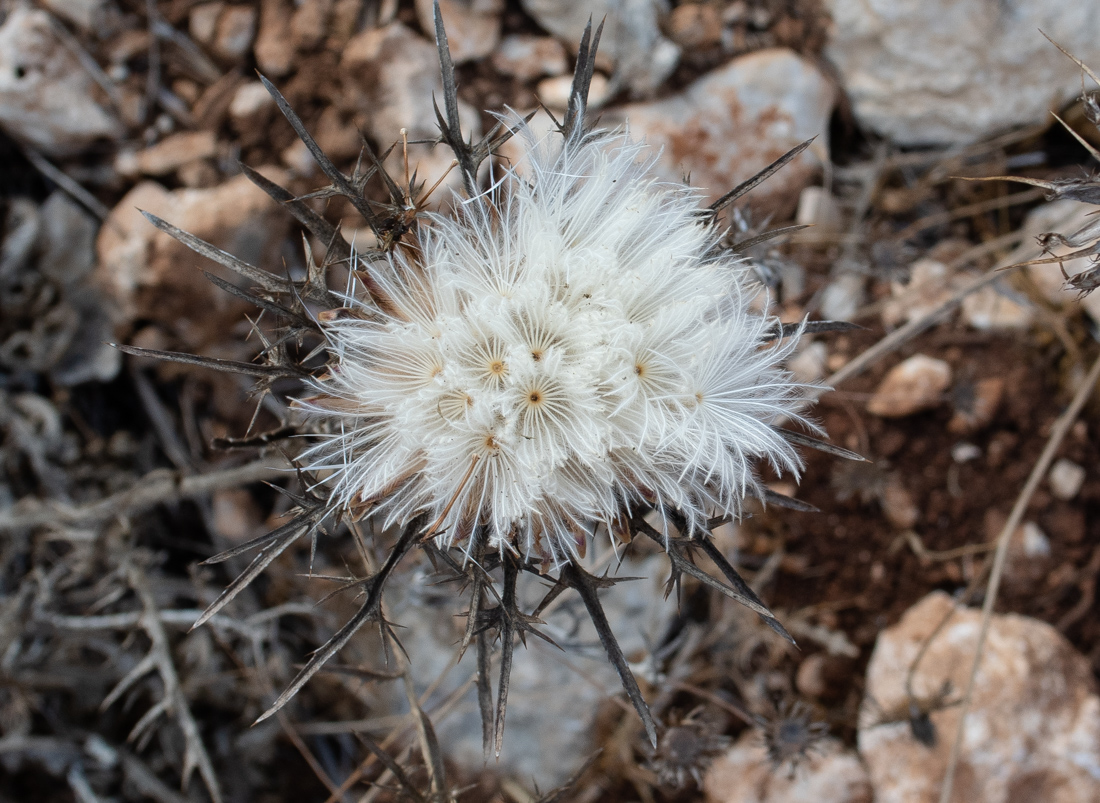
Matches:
[[951, 442, 982, 463], [789, 341, 827, 383], [491, 34, 567, 82], [880, 476, 919, 529], [229, 81, 275, 119], [213, 5, 257, 62], [948, 376, 1004, 433], [819, 273, 864, 322], [537, 73, 610, 111], [1049, 458, 1086, 501], [796, 186, 842, 234], [961, 283, 1034, 330], [867, 354, 952, 418], [667, 3, 722, 49]]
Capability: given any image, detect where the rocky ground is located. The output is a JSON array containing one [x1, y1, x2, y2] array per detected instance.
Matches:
[[2, 0, 1100, 801]]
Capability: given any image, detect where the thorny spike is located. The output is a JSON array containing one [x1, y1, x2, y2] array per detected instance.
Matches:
[[694, 537, 796, 645], [476, 629, 494, 757], [1051, 111, 1100, 163], [763, 319, 864, 342], [457, 540, 490, 659], [364, 136, 408, 207], [211, 426, 296, 450], [775, 428, 868, 462], [561, 560, 658, 748], [493, 553, 519, 756], [405, 679, 449, 798], [563, 17, 605, 140], [636, 519, 791, 640], [729, 223, 812, 252], [258, 73, 383, 230], [756, 487, 820, 514], [193, 506, 328, 629], [238, 163, 358, 276], [317, 663, 405, 682], [1002, 240, 1100, 270], [202, 503, 326, 566], [1040, 30, 1100, 88], [355, 733, 428, 803], [200, 271, 316, 330], [113, 344, 309, 380], [255, 521, 421, 723], [432, 0, 478, 196], [708, 138, 816, 216], [139, 210, 292, 296], [479, 110, 540, 164], [956, 175, 1100, 205]]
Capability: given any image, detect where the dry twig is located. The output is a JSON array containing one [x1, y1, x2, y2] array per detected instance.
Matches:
[[938, 349, 1100, 803]]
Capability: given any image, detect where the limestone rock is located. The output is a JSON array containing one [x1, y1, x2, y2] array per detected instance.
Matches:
[[118, 131, 219, 177], [360, 554, 678, 790], [859, 591, 1100, 803], [414, 0, 503, 63], [881, 258, 967, 330], [867, 355, 951, 418], [491, 34, 568, 82], [341, 22, 481, 202], [611, 49, 834, 214], [521, 0, 680, 95], [825, 0, 1100, 146], [795, 186, 842, 237], [228, 81, 276, 149], [960, 282, 1034, 331], [0, 5, 125, 156], [704, 733, 872, 803], [229, 81, 274, 120], [189, 2, 224, 46], [93, 171, 289, 351], [537, 72, 610, 110], [288, 0, 330, 51]]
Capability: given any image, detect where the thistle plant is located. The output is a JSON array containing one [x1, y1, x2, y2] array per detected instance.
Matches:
[[966, 37, 1100, 294], [118, 8, 859, 757]]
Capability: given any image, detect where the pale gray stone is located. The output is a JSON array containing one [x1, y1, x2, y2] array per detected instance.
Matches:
[[521, 0, 680, 95], [704, 733, 872, 803], [610, 49, 834, 213], [859, 592, 1100, 803], [825, 0, 1100, 146], [0, 5, 125, 156]]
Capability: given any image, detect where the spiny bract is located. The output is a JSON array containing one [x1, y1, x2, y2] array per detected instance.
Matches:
[[298, 123, 814, 564]]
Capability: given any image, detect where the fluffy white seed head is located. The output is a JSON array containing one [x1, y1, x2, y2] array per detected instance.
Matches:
[[298, 124, 814, 564]]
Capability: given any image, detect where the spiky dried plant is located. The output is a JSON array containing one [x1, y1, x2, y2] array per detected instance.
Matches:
[[756, 699, 830, 776], [965, 36, 1100, 295], [117, 5, 860, 757]]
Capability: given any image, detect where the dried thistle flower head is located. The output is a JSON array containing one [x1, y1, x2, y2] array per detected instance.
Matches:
[[299, 122, 813, 564], [757, 699, 830, 776], [646, 712, 732, 788], [121, 11, 858, 755]]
